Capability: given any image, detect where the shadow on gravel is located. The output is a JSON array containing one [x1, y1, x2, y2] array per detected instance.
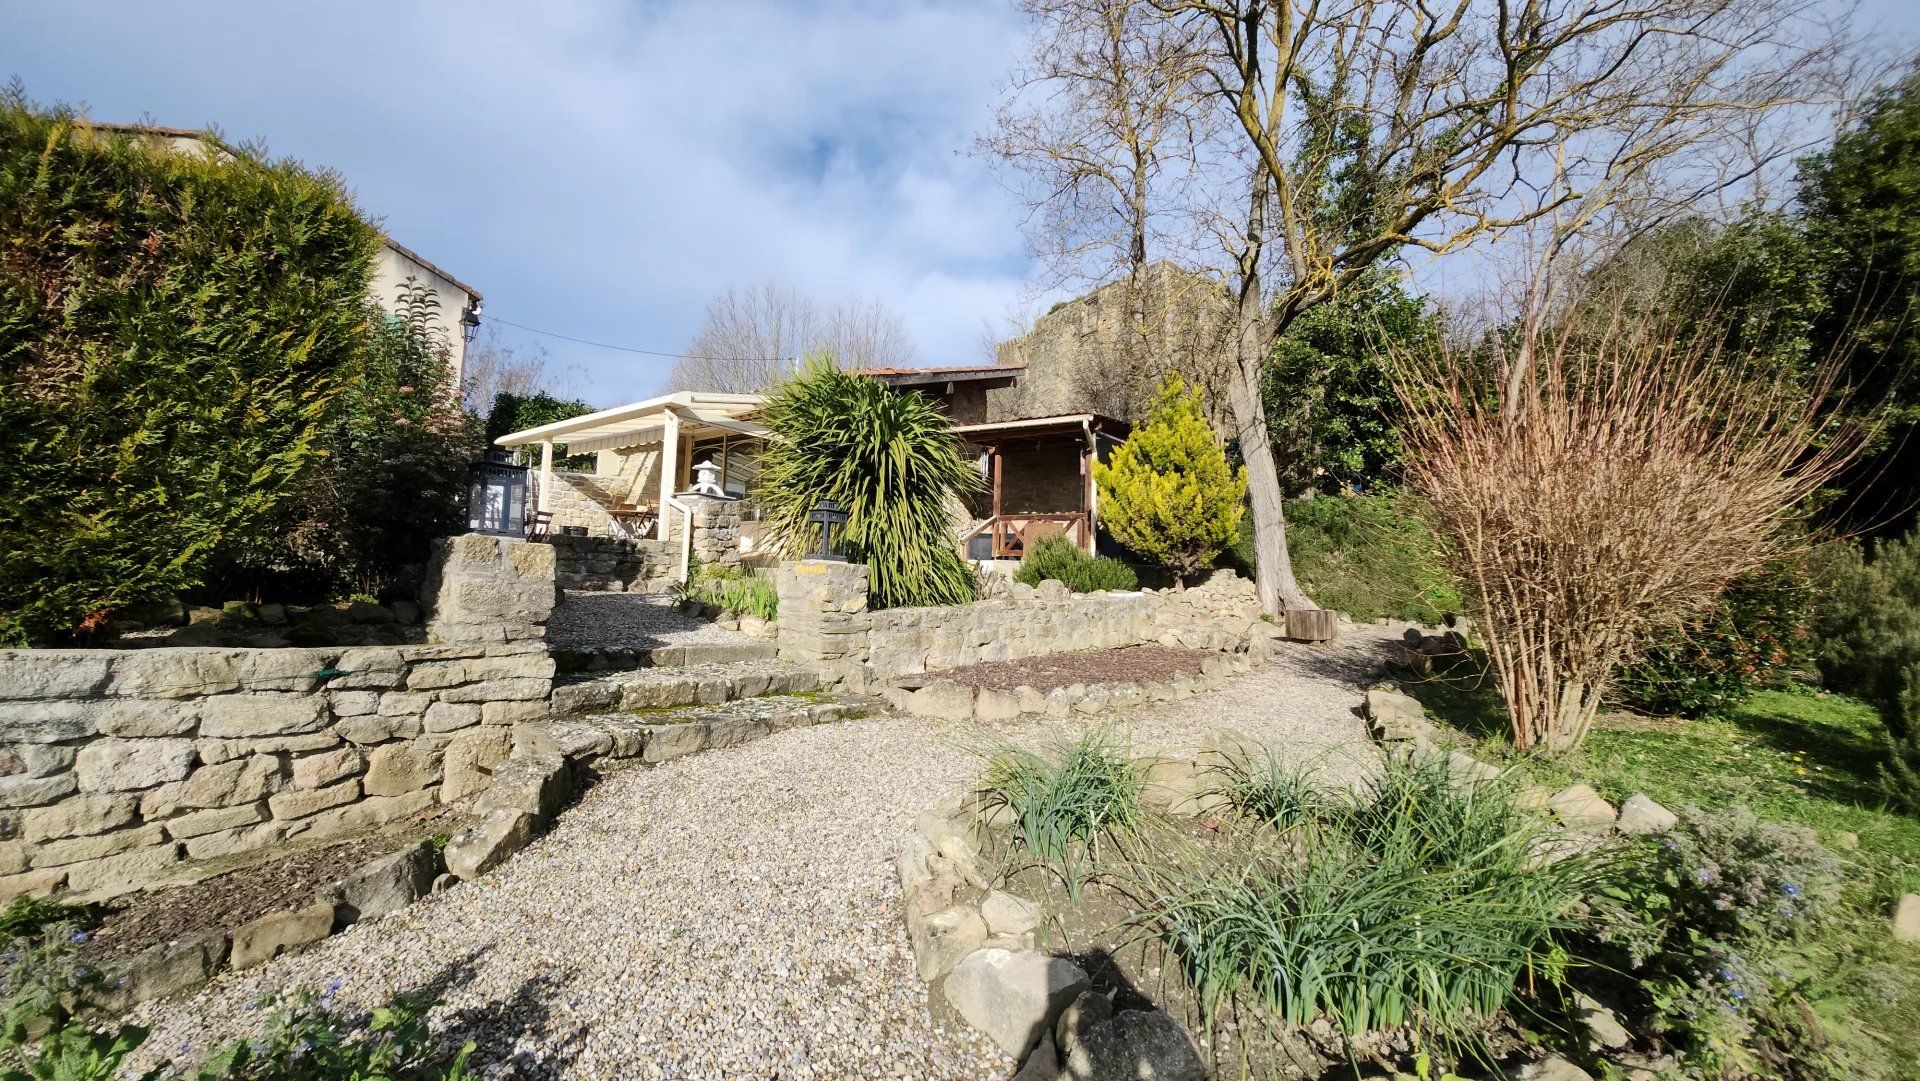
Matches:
[[1273, 633, 1401, 688], [409, 950, 588, 1079]]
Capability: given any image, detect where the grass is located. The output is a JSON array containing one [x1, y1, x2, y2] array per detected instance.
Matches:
[[1400, 676, 1920, 1077], [978, 731, 1145, 897], [1125, 754, 1610, 1043], [1228, 491, 1465, 624]]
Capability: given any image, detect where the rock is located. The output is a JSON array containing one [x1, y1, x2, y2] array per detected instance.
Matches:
[[441, 730, 515, 803], [331, 841, 437, 926], [1572, 992, 1631, 1050], [1547, 784, 1617, 828], [641, 722, 709, 763], [347, 600, 392, 624], [907, 682, 976, 721], [268, 780, 360, 821], [290, 748, 363, 790], [444, 810, 535, 879], [389, 599, 421, 624], [1615, 794, 1678, 835], [917, 808, 984, 887], [1058, 1009, 1205, 1081], [229, 902, 335, 969], [475, 755, 570, 823], [1894, 893, 1920, 943], [944, 948, 1090, 1056], [1053, 988, 1115, 1058], [1508, 1056, 1595, 1081], [1013, 1032, 1061, 1081], [975, 687, 1023, 721], [73, 738, 197, 792], [255, 603, 287, 625], [199, 695, 328, 738], [909, 903, 988, 981], [1837, 831, 1860, 851], [101, 930, 228, 1008], [982, 891, 1042, 936], [363, 743, 440, 796], [22, 794, 138, 842]]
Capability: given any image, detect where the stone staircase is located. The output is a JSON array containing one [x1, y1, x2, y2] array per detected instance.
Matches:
[[551, 638, 776, 675], [520, 659, 881, 770]]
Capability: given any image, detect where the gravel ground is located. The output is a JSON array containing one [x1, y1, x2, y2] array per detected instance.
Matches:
[[545, 591, 750, 652], [126, 625, 1397, 1080]]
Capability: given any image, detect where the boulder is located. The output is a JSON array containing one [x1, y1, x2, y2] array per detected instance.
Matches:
[[1547, 784, 1617, 828], [909, 903, 988, 981], [1013, 1033, 1061, 1081], [1507, 1057, 1595, 1081], [1572, 992, 1631, 1050], [229, 902, 335, 969], [944, 948, 1090, 1056], [101, 930, 227, 1008], [982, 891, 1043, 937], [1894, 893, 1920, 943], [1054, 988, 1115, 1057], [331, 841, 438, 926], [1615, 794, 1678, 835], [444, 810, 535, 879], [1058, 1009, 1205, 1081]]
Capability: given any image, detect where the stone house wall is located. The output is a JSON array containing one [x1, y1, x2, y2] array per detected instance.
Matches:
[[0, 535, 558, 903], [540, 472, 624, 535], [776, 560, 1265, 692]]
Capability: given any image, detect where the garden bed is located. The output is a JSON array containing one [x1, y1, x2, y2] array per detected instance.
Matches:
[[78, 803, 464, 966], [927, 645, 1213, 694]]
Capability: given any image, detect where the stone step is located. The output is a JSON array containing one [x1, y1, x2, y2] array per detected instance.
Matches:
[[550, 660, 820, 717], [551, 640, 777, 674], [516, 693, 880, 766]]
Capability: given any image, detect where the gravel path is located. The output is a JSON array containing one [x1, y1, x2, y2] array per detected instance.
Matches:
[[545, 591, 751, 652], [127, 625, 1397, 1080]]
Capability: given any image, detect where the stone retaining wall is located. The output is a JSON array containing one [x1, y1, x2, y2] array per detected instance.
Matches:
[[776, 560, 1271, 692], [1, 535, 559, 903], [533, 534, 672, 592]]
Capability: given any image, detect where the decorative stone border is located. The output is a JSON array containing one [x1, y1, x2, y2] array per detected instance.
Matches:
[[884, 650, 1255, 724]]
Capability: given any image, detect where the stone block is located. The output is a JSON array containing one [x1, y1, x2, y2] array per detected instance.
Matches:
[[269, 780, 361, 821], [143, 755, 283, 817], [441, 729, 514, 803], [60, 842, 179, 898], [328, 691, 380, 718], [0, 702, 98, 745], [1894, 893, 1920, 943], [21, 794, 136, 843], [73, 738, 195, 793], [287, 789, 437, 842], [424, 702, 482, 733], [482, 700, 550, 725], [705, 714, 771, 749], [1548, 784, 1618, 828], [445, 810, 535, 879], [363, 743, 441, 796], [96, 700, 199, 738], [377, 691, 435, 717], [0, 651, 114, 700], [907, 682, 976, 721], [200, 695, 328, 739], [642, 723, 709, 764], [197, 733, 337, 762], [182, 821, 283, 861], [100, 930, 227, 1009], [0, 868, 64, 901], [435, 678, 551, 704], [975, 687, 1022, 721], [982, 891, 1042, 937], [910, 903, 988, 981], [475, 755, 571, 822], [337, 715, 421, 745], [1616, 794, 1678, 835], [945, 949, 1090, 1056], [165, 801, 268, 840], [330, 841, 437, 926], [291, 748, 363, 790], [229, 902, 335, 969]]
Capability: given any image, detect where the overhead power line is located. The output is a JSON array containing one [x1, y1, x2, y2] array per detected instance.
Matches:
[[485, 315, 789, 364]]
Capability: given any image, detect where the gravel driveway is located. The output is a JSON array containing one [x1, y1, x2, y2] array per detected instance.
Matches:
[[127, 626, 1397, 1080]]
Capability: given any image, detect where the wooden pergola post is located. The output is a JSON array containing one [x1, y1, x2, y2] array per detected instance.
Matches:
[[656, 410, 680, 541], [538, 440, 554, 514]]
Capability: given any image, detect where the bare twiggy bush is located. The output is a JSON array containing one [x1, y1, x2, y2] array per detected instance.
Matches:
[[1393, 314, 1862, 753]]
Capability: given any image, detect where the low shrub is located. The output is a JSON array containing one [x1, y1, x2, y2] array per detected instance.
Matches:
[[685, 564, 777, 622], [1589, 805, 1845, 1079], [978, 731, 1144, 896], [1615, 556, 1819, 718], [1128, 754, 1610, 1039], [1013, 532, 1138, 593]]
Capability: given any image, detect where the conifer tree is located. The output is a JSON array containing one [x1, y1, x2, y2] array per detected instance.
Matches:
[[1094, 376, 1245, 584]]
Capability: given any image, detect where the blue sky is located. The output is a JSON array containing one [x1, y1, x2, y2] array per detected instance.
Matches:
[[6, 1, 1916, 407]]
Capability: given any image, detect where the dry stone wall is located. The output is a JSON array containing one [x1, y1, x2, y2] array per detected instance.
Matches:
[[534, 534, 672, 593], [776, 560, 1270, 693], [1, 535, 559, 903]]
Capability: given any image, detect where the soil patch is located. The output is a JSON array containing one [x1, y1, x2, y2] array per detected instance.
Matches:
[[78, 804, 465, 965], [934, 645, 1212, 694]]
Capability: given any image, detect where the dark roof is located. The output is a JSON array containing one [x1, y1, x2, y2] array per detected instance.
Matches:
[[84, 122, 483, 302], [953, 413, 1131, 442], [859, 363, 1025, 388]]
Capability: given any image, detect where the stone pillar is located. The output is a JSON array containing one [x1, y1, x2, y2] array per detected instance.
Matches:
[[684, 494, 744, 569], [776, 560, 871, 671], [421, 534, 557, 646]]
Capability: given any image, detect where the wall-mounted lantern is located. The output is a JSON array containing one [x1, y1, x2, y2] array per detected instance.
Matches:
[[460, 301, 483, 344], [807, 497, 850, 561], [466, 448, 527, 536]]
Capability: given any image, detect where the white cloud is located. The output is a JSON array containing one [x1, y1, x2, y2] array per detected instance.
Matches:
[[3, 0, 1039, 403]]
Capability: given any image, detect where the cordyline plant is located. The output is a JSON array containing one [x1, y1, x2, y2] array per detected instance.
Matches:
[[755, 356, 982, 608], [1392, 312, 1861, 753]]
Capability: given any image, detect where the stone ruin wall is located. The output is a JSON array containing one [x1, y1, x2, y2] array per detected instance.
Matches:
[[0, 535, 559, 903]]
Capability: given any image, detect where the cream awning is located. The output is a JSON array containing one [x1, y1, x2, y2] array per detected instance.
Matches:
[[494, 391, 767, 454]]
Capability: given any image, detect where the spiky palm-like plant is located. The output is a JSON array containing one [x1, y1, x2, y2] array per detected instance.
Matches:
[[755, 357, 982, 608]]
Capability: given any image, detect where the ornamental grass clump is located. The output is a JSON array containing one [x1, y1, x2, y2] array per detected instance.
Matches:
[[1123, 754, 1611, 1039], [979, 731, 1145, 896], [755, 357, 982, 608]]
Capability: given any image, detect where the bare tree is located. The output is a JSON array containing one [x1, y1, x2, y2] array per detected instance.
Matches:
[[460, 329, 580, 414], [1049, 0, 1857, 623], [662, 282, 917, 392]]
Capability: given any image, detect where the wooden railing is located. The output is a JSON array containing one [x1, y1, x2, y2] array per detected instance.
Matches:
[[970, 513, 1090, 559]]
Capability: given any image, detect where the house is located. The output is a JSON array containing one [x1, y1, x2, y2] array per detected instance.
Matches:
[[81, 123, 484, 384]]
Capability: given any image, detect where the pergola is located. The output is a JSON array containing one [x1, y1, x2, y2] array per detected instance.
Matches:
[[495, 391, 766, 537]]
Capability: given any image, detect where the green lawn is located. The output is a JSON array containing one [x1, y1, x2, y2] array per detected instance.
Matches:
[[1403, 679, 1920, 1078]]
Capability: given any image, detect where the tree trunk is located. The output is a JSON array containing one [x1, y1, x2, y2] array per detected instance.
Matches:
[[1223, 168, 1315, 620]]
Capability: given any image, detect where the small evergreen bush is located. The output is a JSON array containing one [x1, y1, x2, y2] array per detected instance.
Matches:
[[1012, 532, 1137, 593], [1094, 376, 1245, 584], [1813, 531, 1920, 809], [1616, 556, 1818, 718]]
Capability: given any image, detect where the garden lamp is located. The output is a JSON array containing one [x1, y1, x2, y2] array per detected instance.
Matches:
[[465, 448, 529, 537], [807, 498, 849, 561]]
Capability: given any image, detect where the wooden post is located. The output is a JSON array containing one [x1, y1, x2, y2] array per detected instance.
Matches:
[[990, 446, 1004, 558], [537, 440, 554, 514], [1285, 608, 1340, 642], [657, 411, 680, 541]]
